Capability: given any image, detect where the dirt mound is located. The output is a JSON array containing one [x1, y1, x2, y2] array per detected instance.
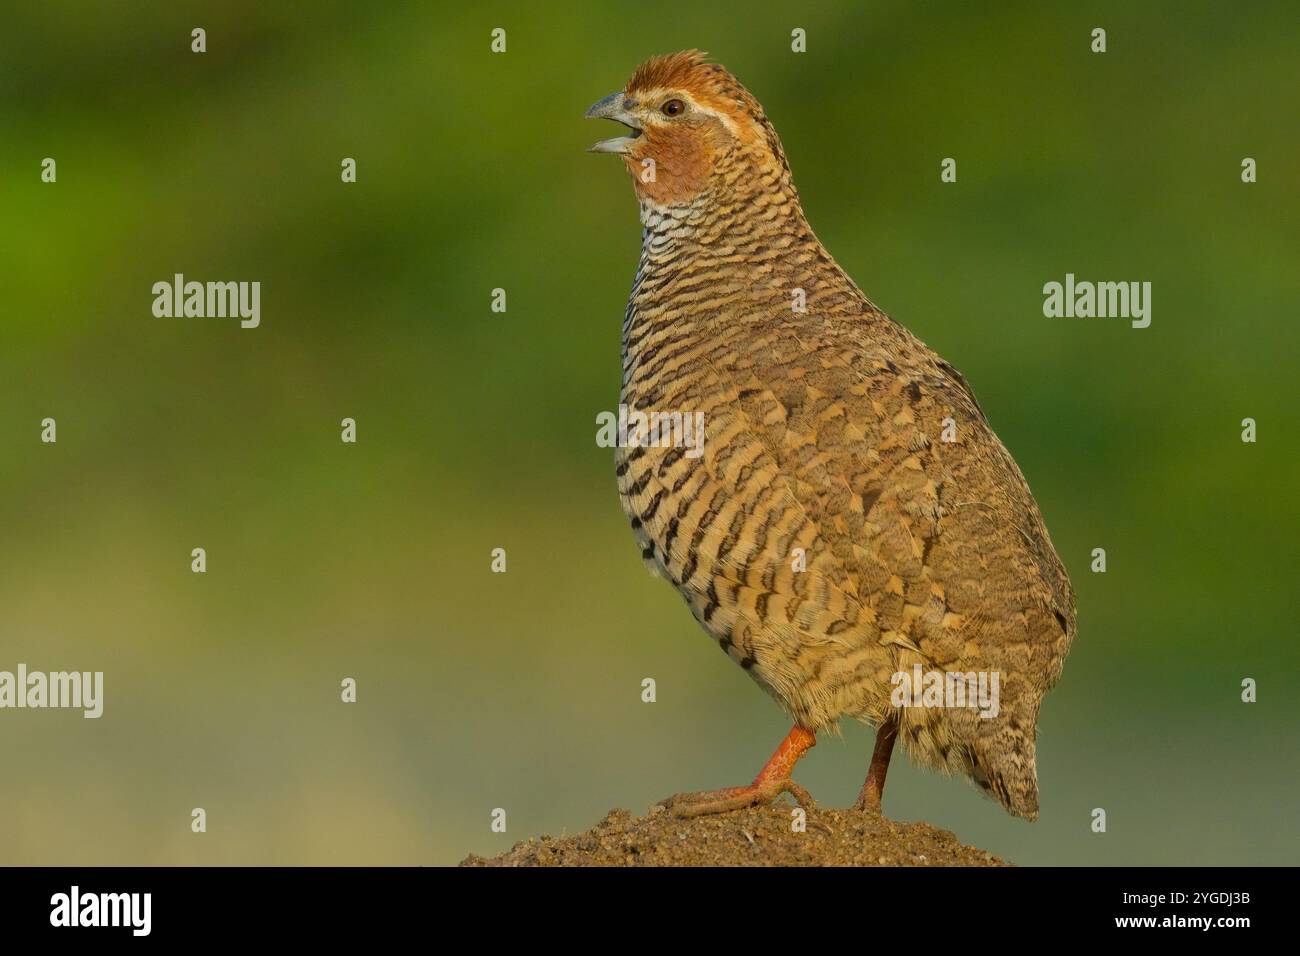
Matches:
[[462, 804, 1007, 867]]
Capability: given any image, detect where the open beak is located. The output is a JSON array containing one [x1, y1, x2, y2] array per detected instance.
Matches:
[[585, 91, 643, 154]]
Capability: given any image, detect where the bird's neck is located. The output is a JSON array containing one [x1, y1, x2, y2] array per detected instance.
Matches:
[[634, 146, 804, 243], [633, 169, 806, 284], [625, 160, 867, 355]]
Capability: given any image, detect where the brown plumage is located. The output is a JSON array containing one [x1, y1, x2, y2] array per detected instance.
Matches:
[[587, 51, 1076, 820]]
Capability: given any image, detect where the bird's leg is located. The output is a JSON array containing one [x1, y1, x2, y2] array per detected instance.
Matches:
[[659, 724, 817, 818], [853, 714, 899, 813]]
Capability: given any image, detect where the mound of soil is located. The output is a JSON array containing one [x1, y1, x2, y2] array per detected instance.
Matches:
[[462, 804, 1007, 867]]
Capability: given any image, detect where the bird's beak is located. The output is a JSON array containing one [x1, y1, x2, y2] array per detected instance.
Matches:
[[585, 91, 643, 154]]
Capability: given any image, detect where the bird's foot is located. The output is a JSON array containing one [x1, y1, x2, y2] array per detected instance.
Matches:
[[659, 778, 816, 819], [851, 788, 884, 814], [656, 724, 818, 819]]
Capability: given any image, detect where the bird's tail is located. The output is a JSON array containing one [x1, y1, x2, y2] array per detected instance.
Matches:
[[972, 727, 1040, 821]]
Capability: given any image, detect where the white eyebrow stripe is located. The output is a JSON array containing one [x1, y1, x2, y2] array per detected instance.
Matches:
[[635, 88, 742, 134]]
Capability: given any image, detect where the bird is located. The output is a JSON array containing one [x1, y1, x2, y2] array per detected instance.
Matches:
[[586, 51, 1076, 820]]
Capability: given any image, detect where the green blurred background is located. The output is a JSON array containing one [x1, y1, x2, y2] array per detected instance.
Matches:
[[1, 1, 1297, 865]]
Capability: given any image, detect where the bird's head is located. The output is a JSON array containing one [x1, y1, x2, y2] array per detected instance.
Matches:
[[585, 51, 791, 209]]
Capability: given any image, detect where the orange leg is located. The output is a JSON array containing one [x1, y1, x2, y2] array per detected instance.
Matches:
[[853, 714, 899, 812], [660, 725, 817, 818]]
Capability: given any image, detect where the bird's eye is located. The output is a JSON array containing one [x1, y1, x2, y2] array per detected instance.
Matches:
[[661, 99, 685, 117]]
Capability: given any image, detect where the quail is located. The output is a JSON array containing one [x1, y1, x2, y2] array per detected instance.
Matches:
[[587, 52, 1076, 820]]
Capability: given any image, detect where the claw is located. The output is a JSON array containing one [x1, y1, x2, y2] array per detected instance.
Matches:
[[656, 725, 819, 818], [660, 778, 814, 818]]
